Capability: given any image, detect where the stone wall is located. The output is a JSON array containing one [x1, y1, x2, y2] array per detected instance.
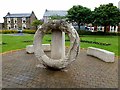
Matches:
[[3, 18, 7, 29], [17, 18, 22, 29], [29, 12, 37, 30], [0, 23, 3, 30]]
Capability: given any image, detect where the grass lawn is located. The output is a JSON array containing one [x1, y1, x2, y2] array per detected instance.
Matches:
[[80, 35, 118, 56], [1, 34, 119, 56]]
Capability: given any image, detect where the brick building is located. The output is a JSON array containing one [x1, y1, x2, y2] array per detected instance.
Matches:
[[3, 11, 37, 30]]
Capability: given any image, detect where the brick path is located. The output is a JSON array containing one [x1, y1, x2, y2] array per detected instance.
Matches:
[[2, 49, 118, 88]]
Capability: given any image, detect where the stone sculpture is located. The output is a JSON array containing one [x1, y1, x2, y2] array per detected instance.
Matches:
[[34, 20, 80, 69]]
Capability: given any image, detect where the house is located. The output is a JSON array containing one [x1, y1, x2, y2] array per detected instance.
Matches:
[[3, 11, 37, 30], [90, 25, 119, 32], [0, 23, 4, 30], [43, 9, 67, 23]]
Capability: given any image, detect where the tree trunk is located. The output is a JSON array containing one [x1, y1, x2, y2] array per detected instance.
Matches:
[[94, 25, 97, 32], [114, 26, 116, 32], [36, 26, 37, 31], [104, 25, 107, 34], [78, 23, 80, 30], [118, 25, 120, 32]]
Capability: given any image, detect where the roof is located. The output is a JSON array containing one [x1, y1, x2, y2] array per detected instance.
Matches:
[[43, 10, 67, 17], [4, 13, 31, 18]]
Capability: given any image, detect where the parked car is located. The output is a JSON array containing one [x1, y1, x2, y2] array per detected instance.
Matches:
[[17, 29, 22, 33]]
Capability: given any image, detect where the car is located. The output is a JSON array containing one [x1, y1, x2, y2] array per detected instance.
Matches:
[[17, 29, 22, 33]]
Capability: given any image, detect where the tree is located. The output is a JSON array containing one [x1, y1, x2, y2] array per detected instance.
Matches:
[[67, 5, 92, 30], [92, 3, 120, 33], [32, 20, 43, 30]]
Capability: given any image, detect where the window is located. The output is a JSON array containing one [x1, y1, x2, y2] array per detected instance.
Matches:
[[14, 24, 17, 28], [7, 24, 11, 30], [23, 27, 26, 29], [9, 27, 10, 30], [97, 26, 102, 31], [22, 24, 26, 29], [22, 17, 26, 23], [14, 18, 17, 23], [23, 20, 26, 23], [7, 18, 11, 23], [15, 20, 17, 23]]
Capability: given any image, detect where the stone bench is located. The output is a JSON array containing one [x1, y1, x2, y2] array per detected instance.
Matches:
[[87, 47, 115, 62], [26, 44, 51, 54]]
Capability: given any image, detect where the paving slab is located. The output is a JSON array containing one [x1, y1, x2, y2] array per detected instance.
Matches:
[[2, 49, 118, 88]]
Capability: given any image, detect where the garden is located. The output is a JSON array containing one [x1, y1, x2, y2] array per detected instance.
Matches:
[[1, 33, 119, 56]]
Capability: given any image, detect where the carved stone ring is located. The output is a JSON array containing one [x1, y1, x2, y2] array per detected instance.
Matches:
[[34, 20, 80, 69]]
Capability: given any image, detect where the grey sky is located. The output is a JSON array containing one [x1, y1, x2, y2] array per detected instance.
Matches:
[[0, 0, 119, 22]]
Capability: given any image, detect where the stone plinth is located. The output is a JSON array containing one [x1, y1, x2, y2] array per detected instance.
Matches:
[[26, 44, 51, 54], [51, 30, 65, 59], [26, 45, 34, 54], [87, 47, 115, 62], [42, 44, 51, 51]]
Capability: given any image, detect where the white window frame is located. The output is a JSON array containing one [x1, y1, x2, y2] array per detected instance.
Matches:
[[14, 24, 17, 29], [14, 18, 17, 23], [22, 17, 26, 23], [7, 18, 11, 23], [22, 24, 26, 29], [7, 24, 11, 30]]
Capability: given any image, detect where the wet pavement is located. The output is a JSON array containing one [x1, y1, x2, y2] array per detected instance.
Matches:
[[2, 49, 118, 88]]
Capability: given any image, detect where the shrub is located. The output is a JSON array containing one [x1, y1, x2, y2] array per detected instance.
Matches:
[[80, 40, 111, 46], [0, 30, 36, 34], [22, 40, 33, 42], [22, 30, 36, 34], [77, 30, 120, 36], [77, 30, 92, 35], [0, 30, 18, 34]]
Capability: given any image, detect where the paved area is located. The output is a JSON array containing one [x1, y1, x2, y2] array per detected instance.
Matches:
[[2, 49, 118, 88]]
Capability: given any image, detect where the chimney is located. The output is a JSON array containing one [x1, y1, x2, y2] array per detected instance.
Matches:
[[32, 11, 34, 13], [7, 12, 10, 15], [45, 9, 48, 12]]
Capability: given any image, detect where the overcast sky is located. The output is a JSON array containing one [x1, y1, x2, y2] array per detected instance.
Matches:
[[0, 0, 119, 22]]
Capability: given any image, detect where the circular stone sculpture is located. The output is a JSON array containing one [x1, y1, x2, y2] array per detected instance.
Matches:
[[34, 20, 80, 69]]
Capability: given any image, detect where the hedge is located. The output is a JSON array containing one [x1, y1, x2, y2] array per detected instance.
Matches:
[[80, 40, 111, 46], [22, 30, 36, 34], [0, 30, 18, 34], [0, 30, 36, 34], [1, 29, 120, 36], [77, 30, 120, 36]]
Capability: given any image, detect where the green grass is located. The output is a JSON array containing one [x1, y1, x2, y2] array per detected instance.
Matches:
[[1, 34, 119, 56], [80, 35, 118, 56], [1, 34, 34, 53]]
